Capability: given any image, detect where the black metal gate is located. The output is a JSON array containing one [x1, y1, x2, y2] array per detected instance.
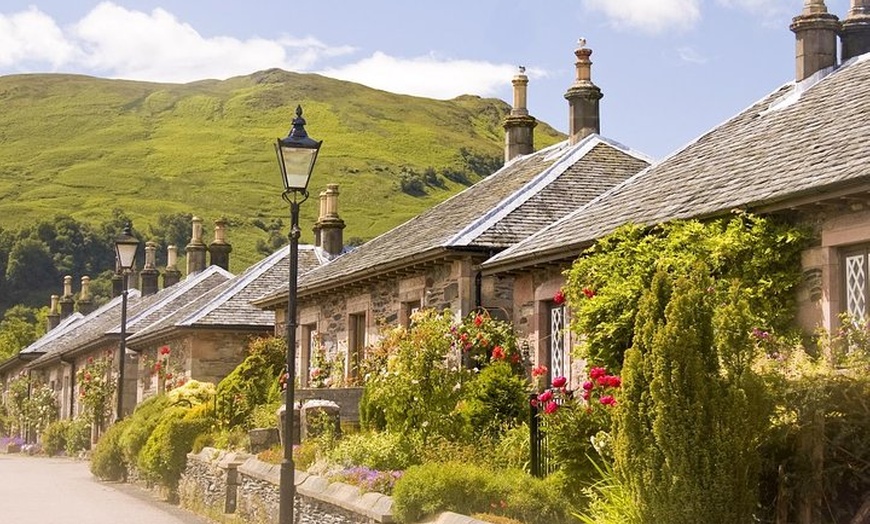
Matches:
[[529, 393, 559, 478]]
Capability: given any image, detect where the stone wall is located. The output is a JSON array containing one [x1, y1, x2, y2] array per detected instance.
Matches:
[[297, 387, 363, 424]]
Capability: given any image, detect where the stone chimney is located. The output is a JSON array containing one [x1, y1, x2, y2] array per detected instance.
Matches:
[[791, 0, 840, 82], [186, 216, 207, 276], [140, 242, 159, 296], [319, 184, 346, 257], [503, 66, 537, 162], [312, 190, 327, 247], [163, 245, 182, 288], [47, 295, 60, 331], [59, 275, 74, 319], [77, 276, 95, 315], [208, 218, 232, 271], [564, 39, 603, 145], [842, 0, 870, 61], [111, 270, 123, 298]]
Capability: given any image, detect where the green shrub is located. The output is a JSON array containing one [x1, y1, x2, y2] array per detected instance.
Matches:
[[392, 462, 570, 524], [565, 215, 807, 370], [361, 309, 467, 443], [65, 418, 92, 456], [459, 361, 528, 439], [119, 394, 171, 464], [249, 399, 281, 429], [614, 269, 765, 524], [327, 431, 418, 471], [90, 418, 130, 481], [42, 419, 71, 456], [137, 404, 213, 489], [215, 337, 285, 429]]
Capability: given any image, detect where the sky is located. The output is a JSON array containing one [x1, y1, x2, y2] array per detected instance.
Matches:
[[0, 0, 853, 159]]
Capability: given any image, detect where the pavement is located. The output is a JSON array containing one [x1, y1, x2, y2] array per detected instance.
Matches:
[[0, 454, 214, 524]]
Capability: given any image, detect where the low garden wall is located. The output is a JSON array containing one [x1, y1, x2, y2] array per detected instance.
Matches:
[[297, 387, 363, 424], [180, 447, 489, 524]]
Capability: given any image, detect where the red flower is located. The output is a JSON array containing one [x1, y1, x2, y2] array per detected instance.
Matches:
[[600, 395, 617, 406], [159, 345, 171, 356], [531, 365, 548, 378], [553, 290, 565, 305], [153, 362, 162, 372], [544, 401, 559, 414], [582, 390, 591, 401], [582, 287, 595, 299], [589, 366, 607, 380], [603, 375, 622, 388], [491, 346, 505, 360], [537, 390, 553, 403], [474, 314, 483, 327], [87, 356, 94, 365], [582, 380, 594, 391], [510, 353, 520, 364], [552, 376, 567, 388]]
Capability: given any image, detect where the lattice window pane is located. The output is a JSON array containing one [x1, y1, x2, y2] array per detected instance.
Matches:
[[846, 254, 867, 319], [550, 306, 566, 379]]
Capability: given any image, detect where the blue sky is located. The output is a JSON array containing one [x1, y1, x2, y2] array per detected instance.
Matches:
[[0, 1, 852, 158]]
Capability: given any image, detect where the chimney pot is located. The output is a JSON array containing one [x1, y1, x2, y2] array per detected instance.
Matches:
[[47, 295, 61, 330], [208, 218, 232, 271], [842, 0, 870, 61], [60, 276, 75, 319], [318, 184, 346, 257], [163, 245, 182, 288], [790, 1, 839, 81], [503, 66, 537, 161], [564, 41, 603, 145], [186, 216, 207, 276]]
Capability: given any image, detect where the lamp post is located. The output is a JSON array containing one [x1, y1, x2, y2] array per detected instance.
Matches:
[[275, 105, 321, 524], [114, 223, 139, 421]]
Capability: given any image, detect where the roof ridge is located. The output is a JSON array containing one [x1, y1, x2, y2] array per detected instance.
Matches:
[[177, 246, 291, 326], [447, 135, 647, 247]]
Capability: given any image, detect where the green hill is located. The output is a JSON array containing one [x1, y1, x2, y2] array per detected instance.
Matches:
[[0, 69, 564, 272]]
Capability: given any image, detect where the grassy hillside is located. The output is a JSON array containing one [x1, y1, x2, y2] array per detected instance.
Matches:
[[0, 70, 564, 272]]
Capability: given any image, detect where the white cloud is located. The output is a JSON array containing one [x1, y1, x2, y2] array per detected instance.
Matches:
[[583, 0, 702, 34], [0, 2, 521, 100], [0, 7, 78, 68], [319, 52, 521, 100], [70, 2, 354, 82], [677, 46, 708, 64]]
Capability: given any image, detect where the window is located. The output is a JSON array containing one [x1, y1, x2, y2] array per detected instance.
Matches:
[[844, 245, 870, 318], [548, 303, 566, 381], [401, 300, 421, 327], [348, 312, 367, 381], [300, 323, 317, 387]]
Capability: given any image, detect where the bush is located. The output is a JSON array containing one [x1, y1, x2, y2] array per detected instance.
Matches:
[[460, 361, 528, 439], [90, 418, 130, 481], [249, 399, 281, 429], [42, 419, 71, 456], [392, 462, 570, 524], [65, 418, 92, 456], [215, 337, 285, 429], [137, 402, 213, 489], [327, 431, 418, 471], [119, 394, 171, 464]]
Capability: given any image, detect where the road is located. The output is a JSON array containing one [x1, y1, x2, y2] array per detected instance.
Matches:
[[0, 454, 214, 524]]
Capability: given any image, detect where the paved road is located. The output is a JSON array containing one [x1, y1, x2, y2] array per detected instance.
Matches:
[[0, 454, 214, 524]]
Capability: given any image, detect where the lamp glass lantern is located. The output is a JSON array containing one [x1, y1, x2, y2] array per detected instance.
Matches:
[[115, 225, 139, 271], [275, 105, 322, 194]]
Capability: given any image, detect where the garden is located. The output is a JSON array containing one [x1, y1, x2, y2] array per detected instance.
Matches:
[[4, 213, 870, 523]]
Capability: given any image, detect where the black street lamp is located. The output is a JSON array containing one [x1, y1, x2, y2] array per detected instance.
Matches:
[[114, 223, 139, 421], [275, 105, 321, 524]]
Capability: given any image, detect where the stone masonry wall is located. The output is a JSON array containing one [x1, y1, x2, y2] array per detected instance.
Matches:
[[181, 447, 490, 524]]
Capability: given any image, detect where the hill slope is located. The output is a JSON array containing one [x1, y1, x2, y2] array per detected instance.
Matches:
[[0, 69, 564, 270]]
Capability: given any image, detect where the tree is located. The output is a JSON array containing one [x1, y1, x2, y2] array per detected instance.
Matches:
[[613, 268, 765, 523], [0, 305, 46, 361]]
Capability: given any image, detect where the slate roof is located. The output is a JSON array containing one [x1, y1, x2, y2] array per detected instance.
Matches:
[[128, 245, 326, 344], [29, 267, 232, 367], [255, 134, 650, 302], [20, 312, 84, 356], [484, 54, 870, 270]]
